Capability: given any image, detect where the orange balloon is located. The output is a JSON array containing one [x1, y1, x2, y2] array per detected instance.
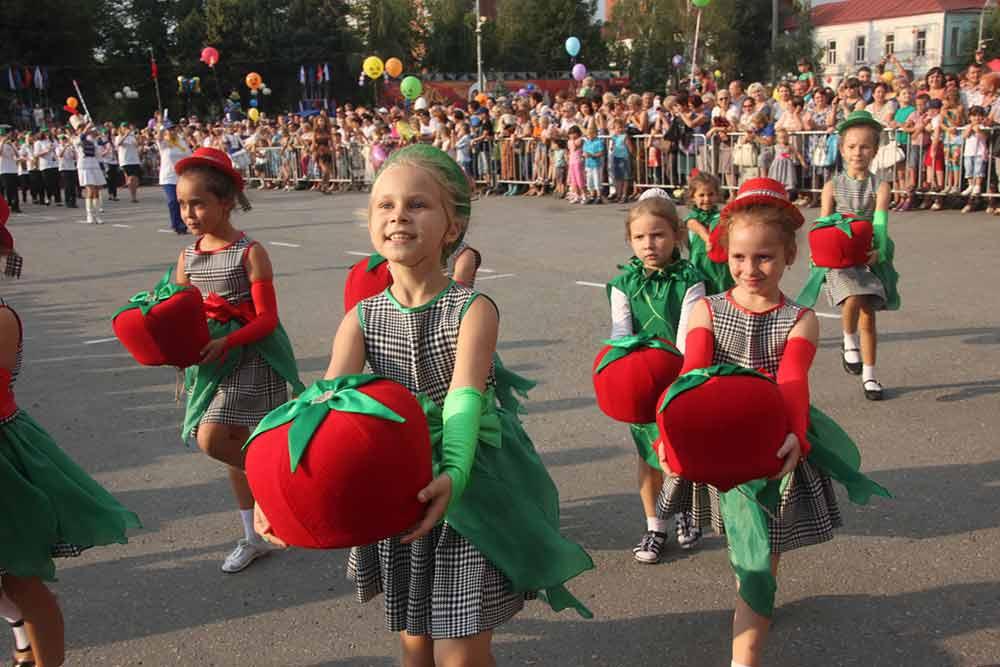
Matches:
[[385, 58, 403, 78], [245, 72, 262, 90], [66, 97, 79, 109]]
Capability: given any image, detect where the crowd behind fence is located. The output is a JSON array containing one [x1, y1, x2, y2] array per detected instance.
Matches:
[[136, 128, 1000, 211]]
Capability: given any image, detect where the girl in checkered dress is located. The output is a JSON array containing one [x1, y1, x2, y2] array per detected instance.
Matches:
[[660, 177, 889, 667], [314, 144, 592, 664], [605, 189, 707, 564], [172, 148, 303, 574], [0, 215, 139, 667], [798, 111, 901, 401]]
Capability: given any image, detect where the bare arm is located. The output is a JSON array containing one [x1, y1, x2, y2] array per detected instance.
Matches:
[[324, 309, 367, 378], [820, 180, 835, 217]]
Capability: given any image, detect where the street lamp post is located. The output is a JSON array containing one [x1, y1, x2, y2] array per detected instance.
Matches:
[[979, 0, 994, 51], [475, 0, 485, 94]]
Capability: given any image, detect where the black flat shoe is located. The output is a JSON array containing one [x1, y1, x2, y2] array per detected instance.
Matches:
[[842, 347, 862, 375], [863, 379, 883, 401]]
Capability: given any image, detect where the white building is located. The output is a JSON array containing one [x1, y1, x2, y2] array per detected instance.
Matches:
[[811, 0, 989, 84]]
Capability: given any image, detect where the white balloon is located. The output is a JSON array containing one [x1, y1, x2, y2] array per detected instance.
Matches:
[[129, 91, 139, 99], [413, 96, 428, 110], [262, 87, 272, 96], [123, 86, 131, 93], [114, 91, 124, 100]]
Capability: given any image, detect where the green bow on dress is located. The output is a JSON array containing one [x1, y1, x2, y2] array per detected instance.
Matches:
[[595, 332, 680, 374], [113, 268, 190, 318]]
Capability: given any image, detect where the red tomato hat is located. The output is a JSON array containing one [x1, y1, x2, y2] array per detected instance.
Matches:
[[720, 177, 804, 229], [175, 147, 245, 192]]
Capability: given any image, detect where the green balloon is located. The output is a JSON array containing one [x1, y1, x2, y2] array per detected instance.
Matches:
[[692, 0, 710, 6], [400, 76, 423, 100]]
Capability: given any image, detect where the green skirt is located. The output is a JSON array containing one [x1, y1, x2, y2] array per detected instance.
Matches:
[[0, 411, 141, 581]]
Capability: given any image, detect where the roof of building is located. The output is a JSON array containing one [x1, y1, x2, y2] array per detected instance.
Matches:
[[811, 0, 986, 27]]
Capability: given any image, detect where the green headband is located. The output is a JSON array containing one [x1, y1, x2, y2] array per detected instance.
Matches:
[[379, 144, 471, 218]]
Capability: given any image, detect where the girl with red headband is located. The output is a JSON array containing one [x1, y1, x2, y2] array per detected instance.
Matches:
[[0, 198, 140, 667], [172, 147, 304, 574], [658, 178, 889, 667]]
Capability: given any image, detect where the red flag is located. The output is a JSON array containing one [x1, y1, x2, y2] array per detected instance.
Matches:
[[22, 67, 32, 89], [151, 56, 159, 80], [316, 64, 322, 83]]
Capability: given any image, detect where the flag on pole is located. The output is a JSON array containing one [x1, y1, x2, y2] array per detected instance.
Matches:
[[34, 66, 43, 90], [22, 67, 32, 89], [151, 55, 159, 80], [316, 64, 322, 83], [324, 63, 330, 82], [299, 65, 306, 85]]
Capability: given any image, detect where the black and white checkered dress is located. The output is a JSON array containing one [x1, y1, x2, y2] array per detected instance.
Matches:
[[657, 291, 842, 552], [183, 235, 287, 430], [825, 172, 887, 309], [346, 282, 528, 639], [0, 302, 85, 577]]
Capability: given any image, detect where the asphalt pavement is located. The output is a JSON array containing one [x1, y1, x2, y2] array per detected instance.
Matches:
[[4, 188, 999, 666]]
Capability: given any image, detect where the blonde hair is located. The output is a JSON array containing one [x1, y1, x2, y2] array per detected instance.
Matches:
[[723, 205, 798, 258], [371, 156, 470, 263], [625, 198, 685, 248]]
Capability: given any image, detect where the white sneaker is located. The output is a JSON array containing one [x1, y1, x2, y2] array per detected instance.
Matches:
[[961, 185, 974, 196], [221, 538, 271, 573], [972, 185, 982, 196], [95, 217, 104, 225], [84, 216, 94, 224]]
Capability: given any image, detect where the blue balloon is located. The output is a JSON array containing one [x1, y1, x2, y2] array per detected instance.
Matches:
[[565, 36, 581, 57], [672, 54, 685, 67], [249, 97, 259, 108], [525, 83, 535, 91]]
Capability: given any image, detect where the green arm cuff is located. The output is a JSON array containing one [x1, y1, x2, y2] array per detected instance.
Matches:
[[441, 386, 484, 509]]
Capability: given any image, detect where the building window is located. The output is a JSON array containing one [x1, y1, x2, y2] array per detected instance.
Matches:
[[916, 29, 927, 57], [951, 26, 960, 56], [827, 40, 837, 65], [885, 33, 894, 56], [855, 35, 866, 63]]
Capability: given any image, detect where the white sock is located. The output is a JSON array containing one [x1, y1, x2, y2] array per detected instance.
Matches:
[[239, 509, 259, 542], [97, 190, 104, 210], [84, 198, 94, 221], [731, 662, 752, 667], [863, 365, 877, 383], [646, 516, 669, 533], [843, 332, 860, 363], [0, 593, 30, 651]]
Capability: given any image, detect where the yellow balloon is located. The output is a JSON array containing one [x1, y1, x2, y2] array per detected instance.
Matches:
[[248, 108, 260, 122], [881, 71, 894, 83], [363, 56, 384, 80], [385, 57, 403, 78]]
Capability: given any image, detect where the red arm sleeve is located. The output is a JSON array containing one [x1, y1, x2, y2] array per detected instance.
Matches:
[[223, 280, 279, 350], [776, 337, 816, 457], [680, 327, 715, 374]]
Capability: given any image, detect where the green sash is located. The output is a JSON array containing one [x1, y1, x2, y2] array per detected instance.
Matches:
[[606, 257, 706, 343], [419, 391, 595, 619], [182, 318, 305, 442], [719, 405, 891, 618]]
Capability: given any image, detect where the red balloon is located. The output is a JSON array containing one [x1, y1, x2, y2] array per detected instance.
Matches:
[[200, 46, 220, 66], [656, 369, 787, 491], [113, 287, 210, 367], [808, 216, 874, 269], [245, 378, 432, 549], [343, 255, 392, 313], [592, 339, 683, 424]]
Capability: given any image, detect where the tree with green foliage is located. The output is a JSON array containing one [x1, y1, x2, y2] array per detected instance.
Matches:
[[493, 0, 607, 72], [422, 0, 476, 73]]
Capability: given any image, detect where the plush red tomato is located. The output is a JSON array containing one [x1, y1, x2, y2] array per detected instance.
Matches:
[[244, 376, 432, 549], [656, 366, 787, 491], [707, 222, 728, 263], [808, 214, 873, 269], [344, 254, 392, 313], [593, 337, 683, 424], [113, 285, 210, 367]]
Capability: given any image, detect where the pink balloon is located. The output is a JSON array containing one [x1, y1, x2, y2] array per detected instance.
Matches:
[[201, 47, 220, 66], [572, 63, 587, 81], [372, 144, 387, 164]]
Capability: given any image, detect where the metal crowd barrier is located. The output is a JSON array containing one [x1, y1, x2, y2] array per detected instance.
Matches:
[[239, 128, 1000, 203]]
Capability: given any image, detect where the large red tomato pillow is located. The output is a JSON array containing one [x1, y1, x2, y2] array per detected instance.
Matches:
[[113, 275, 209, 368], [593, 336, 683, 424], [344, 254, 392, 313], [656, 365, 787, 491], [808, 213, 873, 269], [244, 375, 432, 549]]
